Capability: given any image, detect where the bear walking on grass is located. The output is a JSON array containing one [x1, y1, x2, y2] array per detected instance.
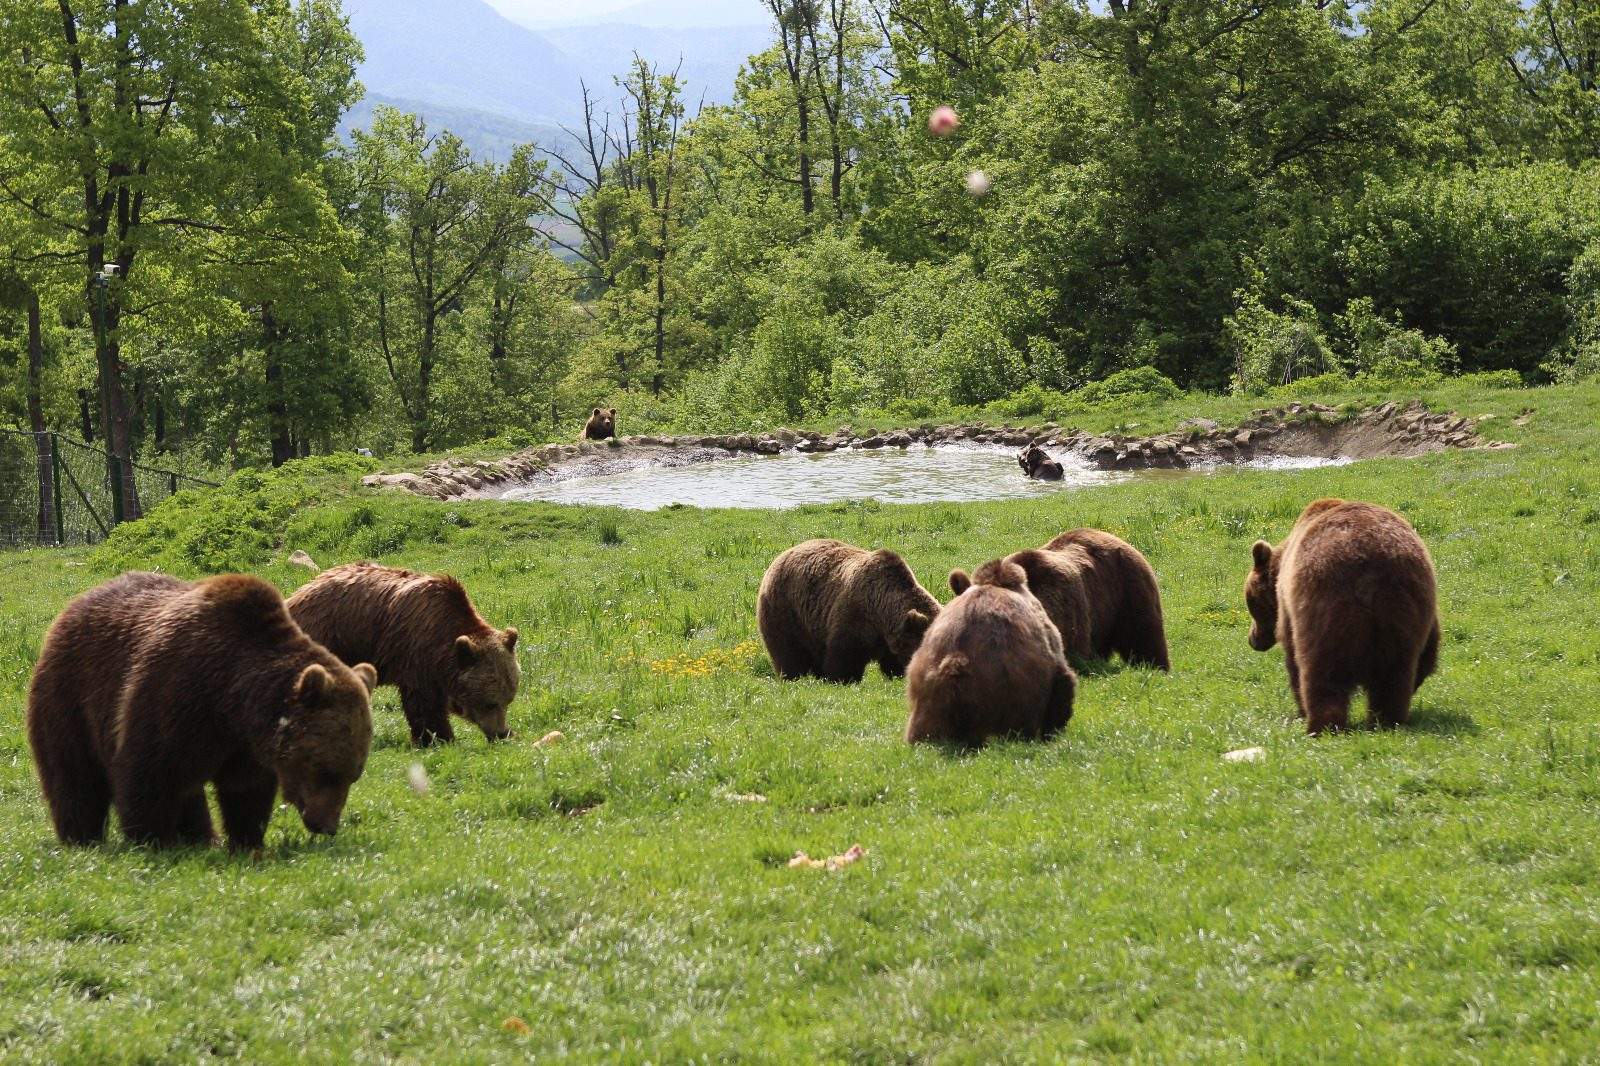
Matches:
[[905, 560, 1077, 746], [1245, 499, 1440, 734], [757, 539, 940, 683], [288, 562, 520, 747], [1017, 444, 1064, 481], [583, 407, 616, 441], [27, 572, 377, 848], [1005, 529, 1171, 671]]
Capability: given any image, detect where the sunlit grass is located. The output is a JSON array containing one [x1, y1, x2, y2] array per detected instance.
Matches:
[[0, 382, 1597, 1061]]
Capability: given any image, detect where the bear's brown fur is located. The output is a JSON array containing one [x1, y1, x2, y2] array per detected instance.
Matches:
[[287, 562, 520, 746], [757, 539, 940, 683], [905, 560, 1077, 746], [1245, 498, 1440, 734], [26, 572, 376, 848], [1017, 444, 1064, 481], [1005, 529, 1170, 670], [583, 407, 616, 440]]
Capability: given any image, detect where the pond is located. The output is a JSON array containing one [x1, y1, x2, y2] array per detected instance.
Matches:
[[497, 444, 1355, 511]]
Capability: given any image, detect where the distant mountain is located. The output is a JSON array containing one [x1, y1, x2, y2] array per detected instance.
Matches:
[[538, 22, 771, 107], [539, 0, 769, 29], [343, 0, 773, 157], [342, 93, 582, 163], [344, 0, 588, 124]]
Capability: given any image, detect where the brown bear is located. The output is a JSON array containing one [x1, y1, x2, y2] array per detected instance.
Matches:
[[757, 539, 940, 683], [1005, 529, 1170, 671], [287, 562, 520, 746], [26, 572, 377, 848], [1017, 444, 1064, 481], [1245, 499, 1440, 734], [905, 560, 1077, 746], [583, 407, 616, 441]]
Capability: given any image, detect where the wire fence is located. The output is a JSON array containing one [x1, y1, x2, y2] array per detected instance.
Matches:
[[0, 428, 217, 549]]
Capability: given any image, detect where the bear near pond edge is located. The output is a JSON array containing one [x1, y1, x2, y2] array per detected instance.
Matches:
[[1246, 499, 1441, 734], [905, 560, 1077, 746], [288, 562, 521, 747], [583, 407, 617, 441], [757, 539, 941, 683], [1006, 529, 1171, 671], [26, 572, 377, 848]]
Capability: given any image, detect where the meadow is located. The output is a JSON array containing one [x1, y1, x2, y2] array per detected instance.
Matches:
[[1, 380, 1598, 1063]]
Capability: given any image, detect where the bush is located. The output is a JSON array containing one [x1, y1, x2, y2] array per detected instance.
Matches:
[[1074, 366, 1182, 406], [1340, 297, 1455, 387], [1224, 290, 1338, 394]]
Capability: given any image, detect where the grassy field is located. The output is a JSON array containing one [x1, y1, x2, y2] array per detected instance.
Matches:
[[2, 380, 1598, 1063]]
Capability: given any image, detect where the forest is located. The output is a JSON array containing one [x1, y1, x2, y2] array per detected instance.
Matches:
[[2, 0, 1598, 482]]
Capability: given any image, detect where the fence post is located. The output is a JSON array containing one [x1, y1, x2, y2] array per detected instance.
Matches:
[[52, 436, 65, 546]]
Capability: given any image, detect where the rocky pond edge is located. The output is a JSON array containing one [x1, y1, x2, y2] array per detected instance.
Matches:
[[362, 400, 1509, 503]]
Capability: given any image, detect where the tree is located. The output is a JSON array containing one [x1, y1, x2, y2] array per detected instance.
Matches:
[[0, 0, 364, 515], [353, 109, 549, 452]]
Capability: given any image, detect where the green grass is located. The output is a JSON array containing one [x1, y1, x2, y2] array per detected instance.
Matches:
[[1, 382, 1598, 1062]]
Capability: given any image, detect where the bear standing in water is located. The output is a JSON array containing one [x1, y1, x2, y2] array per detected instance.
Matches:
[[288, 563, 520, 746], [758, 539, 940, 683], [1017, 444, 1064, 481], [905, 560, 1077, 746], [1245, 499, 1440, 733], [27, 572, 376, 848], [1006, 529, 1171, 670], [583, 407, 616, 440]]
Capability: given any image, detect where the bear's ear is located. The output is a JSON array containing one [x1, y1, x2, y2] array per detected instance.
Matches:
[[1251, 540, 1274, 571], [949, 570, 972, 596], [455, 634, 479, 668], [607, 408, 616, 417], [296, 663, 331, 703], [503, 627, 519, 651], [592, 407, 603, 417], [904, 609, 931, 634], [351, 663, 378, 694]]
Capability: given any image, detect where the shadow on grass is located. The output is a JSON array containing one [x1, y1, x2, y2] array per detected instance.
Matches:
[[1405, 706, 1480, 737]]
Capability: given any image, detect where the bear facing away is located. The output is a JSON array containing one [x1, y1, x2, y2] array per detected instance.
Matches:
[[1006, 529, 1170, 671], [1246, 499, 1440, 734], [1017, 444, 1064, 481], [905, 560, 1077, 746], [758, 539, 940, 683], [27, 572, 376, 848], [288, 562, 520, 746], [583, 407, 616, 440]]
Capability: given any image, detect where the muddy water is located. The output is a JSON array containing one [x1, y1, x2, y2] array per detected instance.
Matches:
[[497, 444, 1354, 511]]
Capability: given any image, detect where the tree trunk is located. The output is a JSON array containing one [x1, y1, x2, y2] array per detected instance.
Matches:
[[92, 280, 141, 521], [27, 292, 57, 544], [263, 304, 295, 467], [413, 315, 434, 453]]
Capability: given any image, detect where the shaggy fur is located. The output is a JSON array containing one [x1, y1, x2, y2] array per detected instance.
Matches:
[[757, 539, 940, 683], [288, 563, 520, 746], [905, 560, 1077, 746], [583, 407, 617, 441], [26, 572, 376, 848], [1246, 499, 1441, 734], [1006, 529, 1171, 670], [1017, 444, 1064, 481]]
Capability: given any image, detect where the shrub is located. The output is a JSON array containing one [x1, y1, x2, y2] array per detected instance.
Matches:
[[1074, 366, 1182, 407], [1224, 290, 1339, 394], [1340, 297, 1455, 387]]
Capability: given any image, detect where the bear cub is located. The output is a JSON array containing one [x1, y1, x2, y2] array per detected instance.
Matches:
[[27, 572, 376, 848], [905, 560, 1077, 746], [1246, 499, 1440, 733], [288, 562, 521, 746], [758, 539, 940, 683]]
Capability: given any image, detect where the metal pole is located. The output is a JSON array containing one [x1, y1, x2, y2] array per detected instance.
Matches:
[[51, 433, 65, 546]]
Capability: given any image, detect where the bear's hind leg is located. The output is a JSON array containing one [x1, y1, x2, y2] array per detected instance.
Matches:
[[1415, 617, 1441, 692], [1301, 677, 1354, 735], [31, 706, 111, 844]]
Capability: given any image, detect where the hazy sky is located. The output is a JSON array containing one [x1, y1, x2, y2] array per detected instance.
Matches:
[[485, 0, 770, 27]]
